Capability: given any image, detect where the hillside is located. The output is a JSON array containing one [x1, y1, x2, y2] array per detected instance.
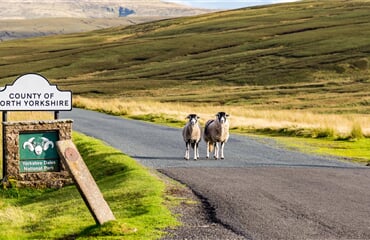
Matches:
[[0, 0, 369, 113]]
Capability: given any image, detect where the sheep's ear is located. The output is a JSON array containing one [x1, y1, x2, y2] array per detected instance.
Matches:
[[226, 114, 230, 117], [197, 116, 200, 119]]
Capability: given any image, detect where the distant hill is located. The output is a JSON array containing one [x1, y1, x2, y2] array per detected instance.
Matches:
[[0, 0, 211, 19], [0, 17, 163, 41], [0, 0, 213, 41]]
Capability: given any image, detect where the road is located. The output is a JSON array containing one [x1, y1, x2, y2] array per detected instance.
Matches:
[[61, 108, 370, 239]]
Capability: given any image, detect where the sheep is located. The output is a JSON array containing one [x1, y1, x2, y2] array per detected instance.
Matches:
[[182, 114, 202, 160], [203, 112, 230, 160]]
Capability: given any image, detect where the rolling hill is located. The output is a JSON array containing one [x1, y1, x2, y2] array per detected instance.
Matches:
[[0, 0, 369, 113]]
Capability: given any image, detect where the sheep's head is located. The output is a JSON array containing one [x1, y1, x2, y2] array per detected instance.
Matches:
[[186, 114, 200, 125], [23, 137, 55, 156], [216, 112, 229, 124]]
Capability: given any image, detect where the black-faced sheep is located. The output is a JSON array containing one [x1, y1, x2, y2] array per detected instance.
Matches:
[[203, 112, 230, 160], [182, 114, 202, 160]]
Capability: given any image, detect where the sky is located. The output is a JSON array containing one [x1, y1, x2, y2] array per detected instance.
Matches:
[[164, 0, 300, 9]]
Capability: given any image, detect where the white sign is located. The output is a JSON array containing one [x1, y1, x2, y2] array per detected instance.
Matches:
[[0, 73, 72, 111]]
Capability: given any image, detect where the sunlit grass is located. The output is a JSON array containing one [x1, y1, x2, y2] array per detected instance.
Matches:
[[1, 111, 54, 121], [73, 96, 370, 138], [275, 136, 370, 165]]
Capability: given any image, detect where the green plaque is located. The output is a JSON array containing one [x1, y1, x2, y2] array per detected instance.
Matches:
[[19, 132, 60, 173]]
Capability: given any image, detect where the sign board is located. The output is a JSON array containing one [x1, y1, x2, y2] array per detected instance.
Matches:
[[0, 73, 72, 111], [19, 131, 60, 173]]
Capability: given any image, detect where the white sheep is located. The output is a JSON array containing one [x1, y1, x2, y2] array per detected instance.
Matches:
[[182, 114, 202, 160], [203, 112, 230, 160]]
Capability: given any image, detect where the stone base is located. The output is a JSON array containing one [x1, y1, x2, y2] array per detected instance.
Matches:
[[3, 119, 73, 188]]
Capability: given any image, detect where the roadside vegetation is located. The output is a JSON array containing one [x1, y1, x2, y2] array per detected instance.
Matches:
[[0, 131, 181, 239]]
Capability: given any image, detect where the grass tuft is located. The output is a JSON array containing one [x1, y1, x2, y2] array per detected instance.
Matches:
[[312, 127, 336, 139], [350, 122, 364, 140], [81, 220, 137, 237]]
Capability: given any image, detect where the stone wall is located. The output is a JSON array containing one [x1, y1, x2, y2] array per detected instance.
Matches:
[[3, 120, 73, 188]]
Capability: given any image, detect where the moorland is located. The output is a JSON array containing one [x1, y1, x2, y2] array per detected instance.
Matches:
[[0, 0, 369, 139]]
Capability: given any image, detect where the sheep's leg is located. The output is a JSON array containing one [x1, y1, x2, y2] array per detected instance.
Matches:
[[214, 142, 219, 159], [196, 142, 200, 159], [184, 142, 190, 160], [220, 142, 225, 159], [206, 141, 210, 159], [193, 142, 198, 160]]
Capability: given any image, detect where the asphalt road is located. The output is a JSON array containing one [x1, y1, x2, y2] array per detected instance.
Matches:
[[61, 108, 370, 239]]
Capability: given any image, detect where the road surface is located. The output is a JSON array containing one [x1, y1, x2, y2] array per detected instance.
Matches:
[[61, 108, 370, 239]]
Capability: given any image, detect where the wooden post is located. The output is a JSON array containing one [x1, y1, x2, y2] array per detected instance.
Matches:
[[2, 111, 7, 180], [56, 140, 116, 225], [54, 111, 59, 120]]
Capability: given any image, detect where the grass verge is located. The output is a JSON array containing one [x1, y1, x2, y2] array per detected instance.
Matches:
[[0, 132, 180, 239], [266, 136, 370, 166]]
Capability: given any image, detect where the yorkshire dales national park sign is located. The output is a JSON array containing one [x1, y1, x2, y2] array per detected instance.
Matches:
[[19, 131, 60, 173], [0, 73, 72, 111]]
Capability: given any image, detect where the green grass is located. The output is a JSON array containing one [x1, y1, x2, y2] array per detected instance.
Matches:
[[0, 132, 179, 239], [270, 136, 370, 165], [0, 0, 369, 113]]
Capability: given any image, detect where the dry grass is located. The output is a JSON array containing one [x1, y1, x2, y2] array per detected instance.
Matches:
[[73, 96, 370, 138], [1, 112, 54, 122]]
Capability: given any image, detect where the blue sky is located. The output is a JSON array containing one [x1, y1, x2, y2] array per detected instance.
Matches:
[[164, 0, 300, 9]]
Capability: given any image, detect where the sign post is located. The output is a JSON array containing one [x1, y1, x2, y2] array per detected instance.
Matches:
[[1, 74, 115, 224], [1, 73, 72, 187]]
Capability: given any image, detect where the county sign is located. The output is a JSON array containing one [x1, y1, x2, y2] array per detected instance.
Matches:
[[0, 73, 72, 111], [1, 73, 73, 187]]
